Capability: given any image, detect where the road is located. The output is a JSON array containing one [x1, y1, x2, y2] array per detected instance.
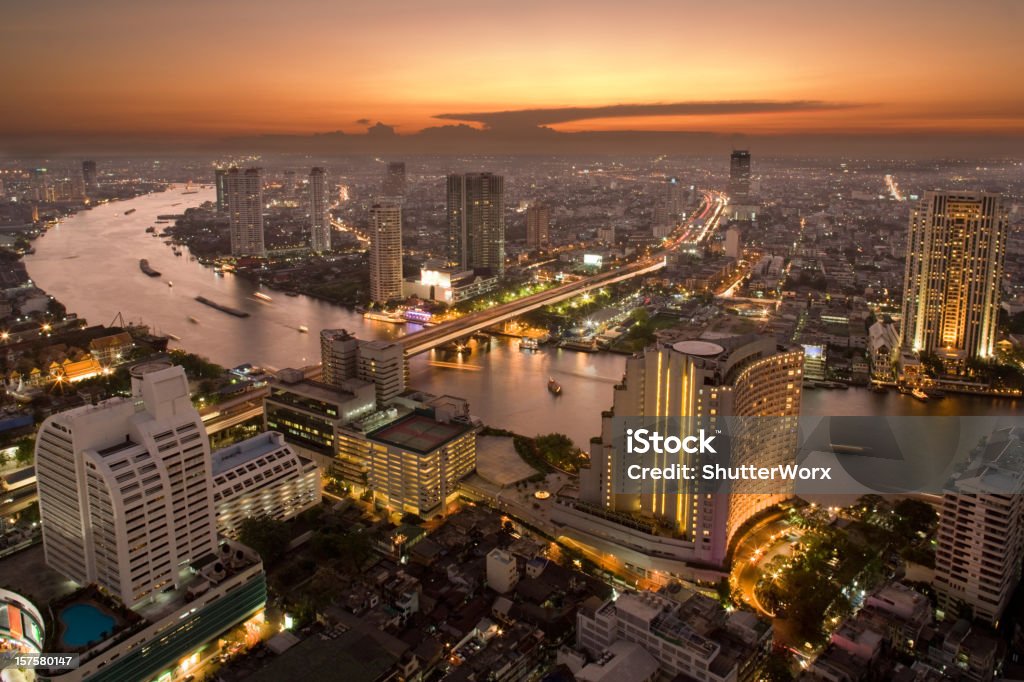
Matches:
[[401, 191, 727, 357]]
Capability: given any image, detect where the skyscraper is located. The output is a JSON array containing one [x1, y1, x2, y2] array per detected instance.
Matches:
[[35, 362, 218, 607], [900, 191, 1007, 362], [728, 150, 751, 204], [81, 160, 97, 195], [525, 204, 550, 249], [383, 161, 406, 197], [934, 427, 1024, 626], [214, 167, 228, 214], [308, 167, 331, 253], [224, 167, 265, 257], [571, 336, 803, 568], [446, 172, 505, 276], [369, 200, 403, 304]]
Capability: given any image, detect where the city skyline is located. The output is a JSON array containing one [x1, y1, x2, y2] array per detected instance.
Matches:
[[2, 1, 1023, 156]]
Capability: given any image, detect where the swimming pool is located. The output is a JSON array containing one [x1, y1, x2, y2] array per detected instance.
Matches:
[[59, 603, 116, 648]]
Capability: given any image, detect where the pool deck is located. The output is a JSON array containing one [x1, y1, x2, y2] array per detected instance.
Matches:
[[0, 543, 78, 609]]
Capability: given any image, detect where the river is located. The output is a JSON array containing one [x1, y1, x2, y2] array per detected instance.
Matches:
[[24, 188, 1020, 446]]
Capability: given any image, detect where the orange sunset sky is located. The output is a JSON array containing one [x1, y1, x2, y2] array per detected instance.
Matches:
[[2, 0, 1023, 142]]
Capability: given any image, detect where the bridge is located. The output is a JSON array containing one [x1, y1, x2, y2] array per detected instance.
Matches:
[[400, 257, 668, 356], [399, 191, 726, 357]]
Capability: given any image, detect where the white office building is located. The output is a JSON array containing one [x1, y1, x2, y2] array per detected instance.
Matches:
[[934, 427, 1024, 627], [35, 361, 218, 608], [211, 431, 321, 537]]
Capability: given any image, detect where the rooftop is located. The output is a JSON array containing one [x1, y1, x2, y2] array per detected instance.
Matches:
[[211, 431, 290, 477], [368, 411, 473, 455]]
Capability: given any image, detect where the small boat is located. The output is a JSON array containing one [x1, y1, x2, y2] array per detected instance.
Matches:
[[145, 226, 156, 234], [520, 337, 540, 352], [253, 292, 273, 302], [548, 377, 562, 395], [166, 332, 181, 341], [869, 384, 887, 394], [139, 259, 161, 277], [167, 281, 173, 288], [124, 208, 136, 215], [187, 316, 199, 324], [911, 388, 929, 402], [297, 326, 309, 333]]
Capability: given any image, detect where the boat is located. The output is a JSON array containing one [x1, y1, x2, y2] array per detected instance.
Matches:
[[911, 388, 929, 402], [560, 338, 598, 353], [187, 316, 199, 324], [194, 296, 250, 318], [139, 259, 161, 277], [253, 292, 273, 302], [285, 292, 300, 297], [363, 310, 405, 324], [167, 281, 173, 288], [923, 388, 946, 400], [548, 377, 563, 395], [166, 332, 181, 341], [145, 226, 156, 233], [519, 337, 540, 352], [297, 326, 309, 333], [124, 208, 136, 215], [869, 384, 888, 394]]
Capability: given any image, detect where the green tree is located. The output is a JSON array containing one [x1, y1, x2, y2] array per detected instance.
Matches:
[[14, 437, 34, 466], [236, 516, 292, 567]]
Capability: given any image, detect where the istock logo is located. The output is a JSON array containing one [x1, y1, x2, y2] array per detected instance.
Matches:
[[625, 428, 717, 455]]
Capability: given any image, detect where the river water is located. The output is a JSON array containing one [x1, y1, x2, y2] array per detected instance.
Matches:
[[24, 188, 1020, 446]]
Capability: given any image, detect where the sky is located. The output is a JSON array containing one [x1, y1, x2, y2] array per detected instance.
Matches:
[[3, 0, 1023, 154]]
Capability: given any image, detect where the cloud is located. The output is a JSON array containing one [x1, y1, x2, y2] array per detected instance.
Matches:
[[355, 118, 371, 126], [435, 100, 863, 130], [367, 121, 396, 136]]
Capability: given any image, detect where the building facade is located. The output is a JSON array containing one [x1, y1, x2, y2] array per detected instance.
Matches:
[[369, 201, 403, 304], [383, 161, 406, 197], [224, 167, 265, 257], [900, 190, 1007, 363], [568, 336, 803, 569], [36, 362, 218, 607], [934, 427, 1024, 627], [308, 167, 331, 253], [211, 431, 321, 537], [526, 204, 550, 249], [446, 173, 505, 276]]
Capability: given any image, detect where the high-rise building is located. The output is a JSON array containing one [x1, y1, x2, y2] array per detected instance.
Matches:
[[308, 167, 331, 253], [446, 172, 505, 276], [357, 339, 406, 403], [900, 191, 1007, 363], [214, 167, 228, 214], [525, 204, 550, 249], [283, 169, 297, 199], [319, 329, 406, 403], [934, 427, 1024, 627], [383, 161, 406, 197], [566, 336, 803, 568], [35, 362, 218, 607], [81, 160, 97, 195], [369, 200, 403, 304], [321, 328, 360, 386], [224, 167, 265, 257], [728, 150, 751, 204]]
